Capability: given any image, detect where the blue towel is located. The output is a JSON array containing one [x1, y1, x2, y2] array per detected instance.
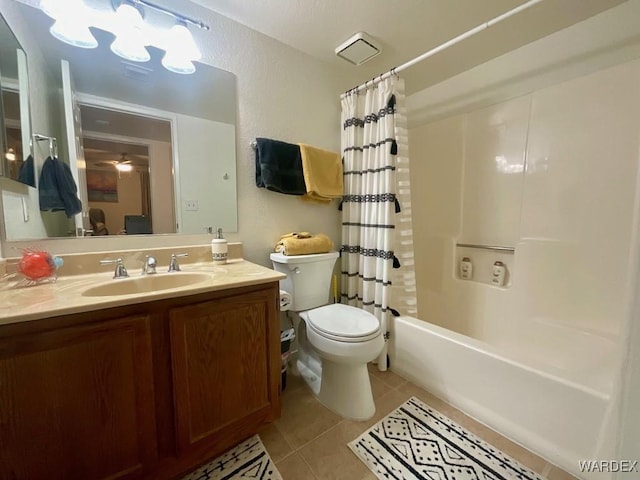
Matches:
[[38, 156, 83, 218], [255, 138, 306, 195], [18, 154, 35, 187]]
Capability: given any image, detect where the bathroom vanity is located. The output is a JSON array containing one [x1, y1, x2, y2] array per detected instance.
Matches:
[[0, 254, 284, 480]]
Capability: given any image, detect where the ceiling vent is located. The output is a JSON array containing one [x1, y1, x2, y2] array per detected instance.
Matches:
[[335, 32, 381, 66], [122, 62, 153, 83]]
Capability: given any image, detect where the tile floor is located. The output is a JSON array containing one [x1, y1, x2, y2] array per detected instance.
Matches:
[[258, 364, 579, 480]]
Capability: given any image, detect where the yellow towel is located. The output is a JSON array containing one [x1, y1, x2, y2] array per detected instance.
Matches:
[[275, 233, 334, 255], [298, 144, 343, 204]]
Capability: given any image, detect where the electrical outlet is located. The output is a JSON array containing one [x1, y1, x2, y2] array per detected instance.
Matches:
[[185, 200, 198, 211]]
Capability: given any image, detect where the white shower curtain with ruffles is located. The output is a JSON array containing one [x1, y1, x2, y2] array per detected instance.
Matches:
[[340, 76, 417, 371]]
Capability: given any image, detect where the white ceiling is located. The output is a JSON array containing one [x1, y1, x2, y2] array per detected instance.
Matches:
[[191, 0, 627, 94]]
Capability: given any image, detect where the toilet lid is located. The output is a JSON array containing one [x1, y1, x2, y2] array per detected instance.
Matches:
[[305, 304, 380, 339]]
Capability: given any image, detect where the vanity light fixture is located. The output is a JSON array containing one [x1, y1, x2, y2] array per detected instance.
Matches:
[[38, 0, 209, 73], [41, 0, 98, 49], [110, 1, 150, 62]]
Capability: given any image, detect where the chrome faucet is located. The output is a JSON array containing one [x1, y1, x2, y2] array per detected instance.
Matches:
[[168, 253, 188, 272], [142, 255, 157, 275], [100, 258, 129, 279]]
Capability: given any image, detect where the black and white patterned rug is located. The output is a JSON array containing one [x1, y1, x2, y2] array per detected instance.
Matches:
[[182, 435, 282, 480], [349, 397, 546, 480]]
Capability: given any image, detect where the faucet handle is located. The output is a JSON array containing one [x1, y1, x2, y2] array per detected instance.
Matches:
[[100, 258, 129, 279], [142, 255, 157, 275], [168, 253, 188, 272]]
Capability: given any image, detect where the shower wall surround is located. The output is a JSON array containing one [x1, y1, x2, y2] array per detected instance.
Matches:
[[410, 59, 640, 340]]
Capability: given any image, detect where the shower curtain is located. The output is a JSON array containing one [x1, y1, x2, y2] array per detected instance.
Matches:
[[340, 76, 417, 371]]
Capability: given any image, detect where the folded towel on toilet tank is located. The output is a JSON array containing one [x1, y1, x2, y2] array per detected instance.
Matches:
[[274, 232, 334, 255]]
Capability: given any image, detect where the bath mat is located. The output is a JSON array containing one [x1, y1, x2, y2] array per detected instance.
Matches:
[[349, 397, 545, 480], [181, 434, 283, 480]]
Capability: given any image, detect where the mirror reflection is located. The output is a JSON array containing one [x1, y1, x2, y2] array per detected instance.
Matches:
[[1, 2, 238, 241], [0, 13, 33, 187], [81, 105, 175, 236]]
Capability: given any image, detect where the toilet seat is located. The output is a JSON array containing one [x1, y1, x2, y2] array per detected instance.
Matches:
[[302, 304, 381, 343]]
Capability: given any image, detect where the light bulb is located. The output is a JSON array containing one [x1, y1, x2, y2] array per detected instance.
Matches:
[[161, 52, 196, 75], [41, 0, 88, 19], [116, 163, 133, 172], [5, 148, 16, 162], [111, 37, 150, 62], [40, 0, 61, 19], [50, 19, 98, 49], [166, 23, 201, 61], [110, 2, 149, 62], [114, 3, 144, 29]]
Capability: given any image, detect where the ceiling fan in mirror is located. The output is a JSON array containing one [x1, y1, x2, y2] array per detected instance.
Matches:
[[85, 150, 148, 172]]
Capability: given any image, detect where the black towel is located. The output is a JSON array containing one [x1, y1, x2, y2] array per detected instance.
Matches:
[[18, 154, 36, 187], [38, 156, 83, 218], [255, 137, 306, 195]]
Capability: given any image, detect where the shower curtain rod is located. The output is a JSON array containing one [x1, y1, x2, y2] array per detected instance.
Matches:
[[341, 0, 543, 98]]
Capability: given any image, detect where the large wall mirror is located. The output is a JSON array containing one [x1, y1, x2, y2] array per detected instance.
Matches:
[[0, 12, 33, 187], [1, 1, 238, 242]]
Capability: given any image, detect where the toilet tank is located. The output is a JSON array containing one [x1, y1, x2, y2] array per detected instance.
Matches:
[[270, 251, 339, 311]]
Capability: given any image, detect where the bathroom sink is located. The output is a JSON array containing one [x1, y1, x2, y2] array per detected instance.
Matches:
[[82, 272, 212, 297]]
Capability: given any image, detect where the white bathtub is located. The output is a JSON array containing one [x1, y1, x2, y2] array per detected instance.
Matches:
[[388, 315, 615, 479]]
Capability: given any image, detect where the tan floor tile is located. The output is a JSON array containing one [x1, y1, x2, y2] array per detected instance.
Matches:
[[343, 387, 413, 431], [258, 423, 293, 464], [283, 370, 306, 393], [369, 373, 392, 400], [367, 363, 407, 389], [546, 464, 580, 480], [276, 385, 342, 449], [299, 421, 376, 480], [276, 452, 317, 480]]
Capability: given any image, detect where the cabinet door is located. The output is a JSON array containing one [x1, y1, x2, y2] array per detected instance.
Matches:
[[170, 289, 279, 453], [0, 315, 157, 480]]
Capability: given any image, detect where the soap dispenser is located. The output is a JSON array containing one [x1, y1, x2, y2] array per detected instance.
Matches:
[[211, 227, 228, 265]]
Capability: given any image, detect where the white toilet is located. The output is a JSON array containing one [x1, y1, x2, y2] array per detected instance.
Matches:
[[271, 251, 384, 421]]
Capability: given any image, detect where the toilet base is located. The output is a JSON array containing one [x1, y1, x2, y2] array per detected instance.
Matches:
[[299, 357, 375, 421]]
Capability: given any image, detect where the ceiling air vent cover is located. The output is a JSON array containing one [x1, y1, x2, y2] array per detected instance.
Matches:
[[335, 32, 380, 66]]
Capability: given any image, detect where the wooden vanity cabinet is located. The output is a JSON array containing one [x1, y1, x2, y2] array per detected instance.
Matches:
[[170, 289, 279, 454], [0, 282, 281, 480], [0, 314, 157, 480]]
